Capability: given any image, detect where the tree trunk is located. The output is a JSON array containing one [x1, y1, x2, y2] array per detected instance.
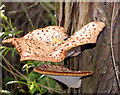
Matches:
[[55, 2, 120, 94]]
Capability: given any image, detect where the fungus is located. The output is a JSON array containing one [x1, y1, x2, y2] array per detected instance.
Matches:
[[33, 65, 93, 88], [2, 21, 105, 88], [2, 21, 105, 62]]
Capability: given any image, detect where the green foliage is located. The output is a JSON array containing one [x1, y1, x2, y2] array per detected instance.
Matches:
[[0, 4, 63, 94], [0, 90, 11, 95], [0, 45, 17, 57], [1, 61, 62, 94]]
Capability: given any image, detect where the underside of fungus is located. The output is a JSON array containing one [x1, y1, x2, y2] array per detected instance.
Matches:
[[33, 65, 93, 88], [2, 21, 105, 62]]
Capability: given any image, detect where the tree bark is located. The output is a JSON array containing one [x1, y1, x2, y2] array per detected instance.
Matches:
[[55, 2, 120, 94]]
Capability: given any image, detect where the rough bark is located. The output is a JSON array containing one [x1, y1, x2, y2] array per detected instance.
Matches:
[[55, 2, 120, 94]]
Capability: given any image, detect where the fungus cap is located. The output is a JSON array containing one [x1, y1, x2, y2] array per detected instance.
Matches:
[[33, 65, 93, 88]]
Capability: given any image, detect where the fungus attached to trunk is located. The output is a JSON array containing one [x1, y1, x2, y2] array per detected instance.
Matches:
[[2, 21, 105, 88], [2, 21, 105, 62], [33, 65, 93, 88]]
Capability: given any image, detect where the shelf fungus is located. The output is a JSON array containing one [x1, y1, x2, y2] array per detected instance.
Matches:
[[2, 21, 105, 88], [33, 65, 93, 88], [2, 21, 105, 62]]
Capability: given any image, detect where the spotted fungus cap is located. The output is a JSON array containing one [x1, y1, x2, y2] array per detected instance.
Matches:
[[2, 21, 105, 62]]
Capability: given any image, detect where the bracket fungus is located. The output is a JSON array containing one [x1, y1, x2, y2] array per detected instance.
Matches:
[[2, 21, 105, 88], [33, 65, 93, 88], [2, 21, 105, 62]]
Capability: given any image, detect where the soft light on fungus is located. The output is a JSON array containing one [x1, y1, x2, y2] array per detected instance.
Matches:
[[33, 65, 93, 88], [2, 21, 105, 62], [2, 21, 105, 88]]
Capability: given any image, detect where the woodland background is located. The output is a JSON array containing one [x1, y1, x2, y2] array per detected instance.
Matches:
[[0, 2, 120, 94]]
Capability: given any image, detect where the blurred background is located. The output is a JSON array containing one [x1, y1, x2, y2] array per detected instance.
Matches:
[[0, 2, 120, 94]]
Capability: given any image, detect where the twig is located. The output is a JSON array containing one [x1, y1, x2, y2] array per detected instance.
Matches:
[[1, 55, 27, 94], [0, 62, 24, 79], [3, 14, 20, 38], [20, 2, 35, 29], [2, 57, 28, 80], [42, 2, 55, 11], [8, 2, 38, 14], [37, 83, 62, 93], [12, 65, 28, 79], [17, 8, 40, 30], [40, 2, 56, 24], [110, 2, 120, 89]]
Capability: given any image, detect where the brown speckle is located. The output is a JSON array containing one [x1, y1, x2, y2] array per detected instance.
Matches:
[[52, 28, 55, 30], [29, 48, 31, 50], [65, 43, 69, 47], [84, 28, 86, 31], [39, 37, 42, 40], [38, 47, 41, 49], [72, 41, 76, 43], [87, 37, 90, 39], [76, 37, 79, 40], [87, 25, 89, 28]]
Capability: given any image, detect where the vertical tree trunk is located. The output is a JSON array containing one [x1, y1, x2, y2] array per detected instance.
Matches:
[[55, 2, 120, 94]]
